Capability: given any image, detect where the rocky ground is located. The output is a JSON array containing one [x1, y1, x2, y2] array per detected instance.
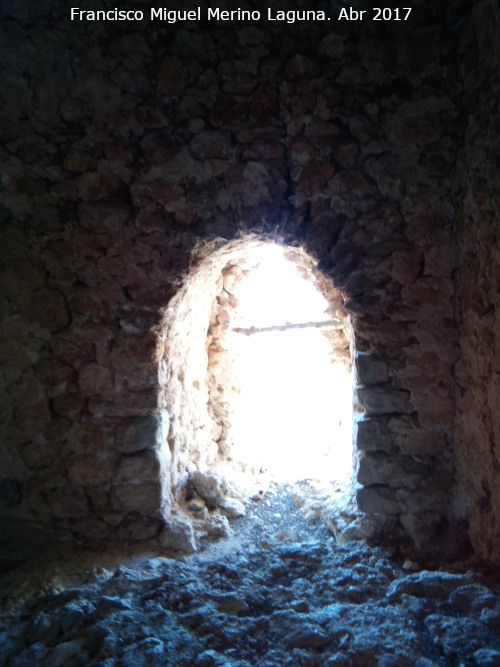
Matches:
[[2, 483, 500, 666]]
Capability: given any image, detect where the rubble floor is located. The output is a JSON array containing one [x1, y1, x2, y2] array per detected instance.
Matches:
[[2, 483, 500, 666]]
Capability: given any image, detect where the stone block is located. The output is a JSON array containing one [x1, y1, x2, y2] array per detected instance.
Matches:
[[331, 138, 360, 169], [401, 281, 448, 310], [295, 161, 335, 205], [188, 496, 207, 514], [140, 131, 181, 165], [71, 517, 112, 542], [391, 248, 422, 286], [409, 387, 454, 430], [356, 485, 400, 514], [289, 136, 315, 167], [355, 352, 388, 385], [332, 170, 379, 198], [396, 483, 451, 513], [473, 648, 500, 667], [111, 482, 163, 515], [202, 514, 230, 539], [86, 486, 109, 509], [354, 417, 392, 452], [17, 288, 70, 332], [424, 243, 457, 277], [219, 62, 257, 95], [222, 265, 243, 294], [357, 451, 428, 489], [190, 131, 233, 160], [285, 54, 320, 80], [66, 422, 115, 456], [249, 82, 279, 119], [357, 513, 400, 542], [36, 359, 77, 394], [67, 455, 115, 486], [189, 470, 227, 509], [101, 512, 125, 527], [79, 362, 113, 395], [21, 442, 54, 469], [116, 451, 161, 484], [449, 584, 497, 614], [114, 362, 158, 392], [110, 332, 160, 365], [219, 497, 246, 519], [114, 414, 167, 454], [116, 518, 161, 541], [357, 386, 411, 415], [210, 94, 246, 127], [386, 570, 473, 603], [130, 180, 184, 207], [399, 511, 445, 545], [159, 515, 196, 553], [388, 98, 449, 146], [388, 416, 447, 456], [317, 32, 344, 59], [47, 490, 89, 519]]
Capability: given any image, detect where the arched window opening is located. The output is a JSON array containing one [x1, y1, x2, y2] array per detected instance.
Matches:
[[160, 238, 356, 516], [207, 244, 353, 492]]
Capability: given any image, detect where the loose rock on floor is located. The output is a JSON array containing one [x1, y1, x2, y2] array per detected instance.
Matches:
[[1, 484, 500, 666]]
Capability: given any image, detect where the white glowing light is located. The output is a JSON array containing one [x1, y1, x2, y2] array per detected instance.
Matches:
[[232, 244, 329, 328], [225, 245, 352, 484]]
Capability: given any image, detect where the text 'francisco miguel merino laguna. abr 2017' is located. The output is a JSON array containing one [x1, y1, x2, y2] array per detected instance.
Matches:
[[70, 7, 412, 23]]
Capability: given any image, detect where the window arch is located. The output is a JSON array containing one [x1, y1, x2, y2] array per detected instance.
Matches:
[[159, 237, 355, 502]]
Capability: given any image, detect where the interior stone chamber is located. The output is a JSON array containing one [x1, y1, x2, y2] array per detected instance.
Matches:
[[0, 0, 499, 565]]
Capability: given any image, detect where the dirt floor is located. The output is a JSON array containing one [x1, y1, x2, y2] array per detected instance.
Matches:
[[2, 483, 500, 666]]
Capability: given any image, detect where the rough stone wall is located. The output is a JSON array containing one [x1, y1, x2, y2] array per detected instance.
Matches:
[[0, 0, 475, 556], [454, 0, 500, 564], [159, 240, 261, 498]]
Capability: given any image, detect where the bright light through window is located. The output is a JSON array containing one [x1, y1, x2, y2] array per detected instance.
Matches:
[[232, 244, 331, 328], [222, 245, 352, 484]]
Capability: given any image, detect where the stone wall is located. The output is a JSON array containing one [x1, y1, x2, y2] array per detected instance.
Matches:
[[454, 0, 500, 565], [0, 0, 483, 558]]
